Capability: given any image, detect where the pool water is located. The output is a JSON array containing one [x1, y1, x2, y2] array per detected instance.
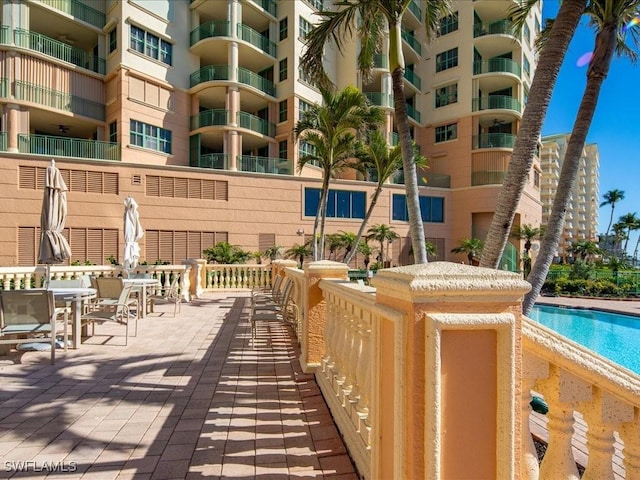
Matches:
[[529, 305, 640, 375]]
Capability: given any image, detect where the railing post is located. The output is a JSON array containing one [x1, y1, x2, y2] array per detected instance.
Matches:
[[188, 258, 206, 299], [301, 260, 349, 373], [371, 262, 530, 479]]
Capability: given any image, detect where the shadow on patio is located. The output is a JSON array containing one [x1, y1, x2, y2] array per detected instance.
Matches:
[[0, 293, 358, 479]]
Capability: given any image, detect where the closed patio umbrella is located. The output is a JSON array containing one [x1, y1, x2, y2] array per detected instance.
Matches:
[[123, 196, 144, 276], [38, 159, 71, 287]]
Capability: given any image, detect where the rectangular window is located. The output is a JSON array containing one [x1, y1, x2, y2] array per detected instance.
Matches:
[[130, 25, 172, 66], [109, 28, 117, 53], [535, 17, 541, 35], [279, 100, 287, 122], [130, 120, 172, 154], [304, 188, 365, 219], [435, 123, 457, 143], [435, 47, 458, 72], [299, 17, 313, 39], [279, 140, 287, 159], [307, 0, 323, 10], [299, 99, 312, 120], [392, 194, 444, 223], [435, 83, 458, 108], [279, 17, 288, 41], [523, 56, 530, 76], [109, 121, 117, 143], [438, 12, 458, 36], [279, 58, 288, 81], [523, 23, 531, 44]]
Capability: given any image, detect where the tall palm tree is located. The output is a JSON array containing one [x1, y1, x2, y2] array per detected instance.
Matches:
[[335, 231, 358, 262], [295, 85, 382, 261], [568, 240, 602, 263], [480, 0, 588, 269], [285, 243, 313, 269], [523, 0, 640, 314], [600, 188, 626, 241], [343, 130, 425, 265], [366, 224, 399, 265], [300, 0, 454, 264], [612, 221, 628, 257], [451, 238, 484, 265], [619, 212, 640, 255], [512, 224, 544, 276]]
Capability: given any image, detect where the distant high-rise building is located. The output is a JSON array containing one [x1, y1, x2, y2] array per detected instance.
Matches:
[[540, 134, 600, 261]]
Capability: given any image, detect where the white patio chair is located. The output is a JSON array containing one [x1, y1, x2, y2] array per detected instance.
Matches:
[[80, 283, 138, 345], [146, 275, 181, 317], [0, 289, 69, 364]]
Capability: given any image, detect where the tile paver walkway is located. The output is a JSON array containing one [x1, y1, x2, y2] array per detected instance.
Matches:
[[0, 292, 359, 479]]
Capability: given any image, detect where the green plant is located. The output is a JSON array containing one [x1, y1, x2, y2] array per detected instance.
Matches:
[[203, 242, 251, 264], [568, 260, 595, 281], [106, 255, 119, 265]]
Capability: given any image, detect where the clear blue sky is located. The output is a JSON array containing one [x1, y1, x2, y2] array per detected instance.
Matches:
[[541, 1, 639, 255]]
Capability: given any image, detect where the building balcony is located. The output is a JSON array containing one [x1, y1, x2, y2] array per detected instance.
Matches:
[[238, 111, 275, 137], [18, 134, 120, 161], [472, 133, 517, 149], [248, 0, 277, 17], [238, 155, 293, 175], [408, 0, 422, 20], [403, 69, 421, 90], [401, 27, 422, 56], [190, 152, 228, 169], [191, 109, 229, 130], [0, 131, 7, 151], [389, 170, 450, 188], [373, 53, 388, 69], [190, 65, 276, 96], [472, 95, 522, 113], [12, 29, 106, 75], [237, 23, 277, 57], [472, 153, 510, 185], [364, 92, 393, 108], [406, 104, 421, 123], [38, 0, 106, 29], [473, 58, 521, 77], [190, 21, 231, 46], [473, 19, 514, 38], [15, 80, 105, 121]]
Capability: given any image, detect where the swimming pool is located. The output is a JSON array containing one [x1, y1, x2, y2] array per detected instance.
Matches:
[[529, 304, 640, 375]]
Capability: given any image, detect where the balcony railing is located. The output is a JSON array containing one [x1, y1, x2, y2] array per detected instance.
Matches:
[[238, 111, 275, 137], [18, 134, 120, 161], [13, 29, 106, 74], [38, 0, 106, 29], [14, 80, 105, 121], [237, 24, 276, 57], [472, 95, 522, 113], [472, 133, 517, 149], [191, 109, 229, 130], [373, 53, 388, 69], [190, 153, 228, 170], [238, 155, 292, 175], [401, 27, 422, 55], [364, 92, 393, 108], [0, 77, 8, 98], [473, 19, 514, 38], [408, 0, 422, 19], [472, 154, 510, 185], [473, 58, 521, 77], [248, 0, 277, 17], [0, 25, 9, 44], [190, 65, 230, 87], [0, 131, 7, 152], [190, 20, 230, 46], [390, 170, 450, 188], [238, 67, 276, 96], [406, 103, 421, 122], [403, 69, 421, 89]]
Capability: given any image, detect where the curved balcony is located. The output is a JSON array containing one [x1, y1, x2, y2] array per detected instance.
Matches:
[[406, 104, 421, 123], [403, 69, 421, 90], [238, 67, 276, 96], [238, 155, 292, 175], [473, 133, 517, 149], [191, 109, 229, 130], [248, 0, 277, 17], [401, 27, 422, 56], [18, 134, 119, 161], [364, 92, 393, 108], [473, 58, 521, 77], [237, 24, 276, 57], [190, 153, 228, 169], [190, 21, 231, 46], [190, 65, 275, 96], [38, 0, 106, 29], [15, 80, 105, 121], [471, 152, 510, 185], [238, 111, 275, 137], [472, 95, 522, 113], [473, 19, 514, 38], [190, 65, 231, 87], [13, 29, 106, 75], [373, 54, 388, 69]]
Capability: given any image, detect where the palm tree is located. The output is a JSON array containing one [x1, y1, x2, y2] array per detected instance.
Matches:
[[600, 189, 626, 241], [264, 245, 283, 263], [512, 224, 544, 276], [285, 243, 313, 269], [611, 221, 628, 257], [295, 85, 383, 261], [335, 231, 358, 262], [451, 238, 484, 265], [357, 240, 375, 271], [366, 224, 399, 266], [619, 212, 640, 256], [300, 0, 454, 264], [480, 0, 588, 269], [325, 233, 344, 260], [523, 0, 640, 314], [568, 240, 602, 263], [343, 130, 425, 265]]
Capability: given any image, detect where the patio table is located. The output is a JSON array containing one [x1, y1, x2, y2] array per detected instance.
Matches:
[[123, 278, 160, 319], [50, 287, 96, 349]]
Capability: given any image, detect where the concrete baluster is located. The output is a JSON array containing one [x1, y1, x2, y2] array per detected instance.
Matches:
[[620, 407, 640, 478], [322, 296, 338, 374], [522, 353, 550, 480]]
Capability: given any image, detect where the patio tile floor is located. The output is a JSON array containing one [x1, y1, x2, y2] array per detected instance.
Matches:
[[0, 292, 359, 479]]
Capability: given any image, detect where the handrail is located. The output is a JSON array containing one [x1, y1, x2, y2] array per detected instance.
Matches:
[[17, 134, 120, 161]]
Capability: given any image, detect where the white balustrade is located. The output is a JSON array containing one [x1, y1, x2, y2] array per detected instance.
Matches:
[[204, 264, 271, 290]]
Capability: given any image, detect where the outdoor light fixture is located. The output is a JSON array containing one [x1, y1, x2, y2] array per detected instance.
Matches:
[[296, 228, 304, 236]]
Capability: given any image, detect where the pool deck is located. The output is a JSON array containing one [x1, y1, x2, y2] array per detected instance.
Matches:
[[531, 295, 640, 479]]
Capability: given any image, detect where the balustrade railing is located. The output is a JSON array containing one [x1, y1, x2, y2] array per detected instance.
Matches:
[[204, 264, 271, 289]]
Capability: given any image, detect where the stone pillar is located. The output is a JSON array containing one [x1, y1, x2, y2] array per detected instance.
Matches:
[[271, 259, 297, 282], [188, 258, 207, 299], [371, 262, 530, 480], [301, 260, 349, 373]]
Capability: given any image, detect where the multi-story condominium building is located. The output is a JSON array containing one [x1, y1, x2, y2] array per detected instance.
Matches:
[[0, 0, 542, 269], [540, 134, 600, 261]]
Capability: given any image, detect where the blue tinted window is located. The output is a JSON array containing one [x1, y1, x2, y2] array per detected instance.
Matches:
[[304, 188, 365, 219], [305, 188, 321, 217], [392, 194, 444, 223]]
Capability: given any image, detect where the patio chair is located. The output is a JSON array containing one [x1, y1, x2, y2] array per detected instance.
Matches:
[[0, 289, 69, 364], [146, 275, 181, 317], [250, 278, 298, 346], [252, 277, 293, 311], [80, 283, 138, 345], [92, 277, 137, 312]]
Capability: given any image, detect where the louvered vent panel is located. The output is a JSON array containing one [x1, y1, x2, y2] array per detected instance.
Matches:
[[71, 170, 87, 192], [159, 177, 174, 198], [202, 232, 215, 251], [216, 232, 228, 244], [159, 231, 173, 263], [104, 172, 119, 195], [87, 171, 104, 194], [69, 228, 87, 263], [187, 231, 202, 259], [103, 229, 119, 262], [202, 180, 214, 200], [259, 233, 275, 253], [146, 230, 159, 264], [146, 176, 160, 197], [36, 167, 46, 190], [188, 179, 202, 199], [19, 166, 37, 189], [59, 169, 71, 189], [214, 181, 228, 200], [174, 178, 188, 199], [86, 229, 103, 265], [18, 227, 37, 265], [174, 231, 187, 263]]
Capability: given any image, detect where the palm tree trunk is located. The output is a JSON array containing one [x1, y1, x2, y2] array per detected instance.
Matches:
[[523, 23, 617, 315], [344, 185, 383, 265], [317, 173, 332, 261], [479, 0, 586, 269], [389, 22, 426, 264]]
